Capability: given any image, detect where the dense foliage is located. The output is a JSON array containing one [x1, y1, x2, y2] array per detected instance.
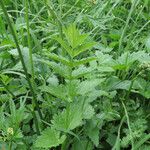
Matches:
[[0, 0, 150, 149]]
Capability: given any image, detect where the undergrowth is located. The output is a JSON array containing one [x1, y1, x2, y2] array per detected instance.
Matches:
[[0, 0, 150, 149]]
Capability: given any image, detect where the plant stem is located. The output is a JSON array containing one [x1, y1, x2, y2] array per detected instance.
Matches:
[[0, 0, 42, 134], [32, 110, 40, 134], [9, 141, 12, 150], [24, 0, 42, 130], [62, 55, 74, 149], [25, 0, 35, 87], [112, 116, 126, 150]]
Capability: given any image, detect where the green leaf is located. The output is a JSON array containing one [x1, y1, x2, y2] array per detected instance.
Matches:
[[133, 78, 150, 99], [54, 37, 73, 57], [43, 53, 71, 66], [9, 46, 31, 72], [112, 80, 131, 90], [0, 74, 12, 85], [72, 138, 94, 150], [8, 99, 26, 128], [0, 16, 6, 34], [52, 103, 83, 131], [85, 119, 100, 147], [0, 94, 11, 103], [73, 57, 96, 67], [2, 70, 26, 78], [47, 75, 59, 86], [35, 128, 66, 148], [63, 24, 88, 49], [131, 51, 150, 63], [83, 104, 95, 119], [134, 134, 150, 150], [0, 40, 14, 50], [38, 59, 70, 79], [98, 66, 114, 72], [87, 90, 109, 103], [72, 66, 92, 79], [96, 51, 114, 65], [73, 42, 96, 57], [77, 79, 104, 95], [39, 84, 67, 100], [145, 37, 150, 51]]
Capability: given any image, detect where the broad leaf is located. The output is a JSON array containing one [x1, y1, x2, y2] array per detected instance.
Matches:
[[52, 103, 83, 131], [72, 66, 92, 79], [38, 59, 70, 78], [35, 128, 66, 148], [72, 138, 94, 150], [85, 119, 100, 147], [39, 84, 67, 100], [63, 24, 88, 49], [77, 79, 104, 95], [83, 104, 95, 119]]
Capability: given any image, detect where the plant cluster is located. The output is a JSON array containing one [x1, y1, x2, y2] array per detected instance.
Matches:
[[0, 0, 150, 150]]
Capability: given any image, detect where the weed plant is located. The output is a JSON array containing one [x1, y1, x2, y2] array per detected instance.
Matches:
[[0, 0, 150, 149]]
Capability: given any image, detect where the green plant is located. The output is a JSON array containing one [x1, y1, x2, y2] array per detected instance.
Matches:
[[34, 24, 97, 149], [0, 0, 150, 149]]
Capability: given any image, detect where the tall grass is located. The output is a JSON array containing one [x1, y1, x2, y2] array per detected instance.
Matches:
[[0, 0, 41, 134]]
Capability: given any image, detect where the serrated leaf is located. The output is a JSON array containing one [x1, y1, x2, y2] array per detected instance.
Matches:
[[47, 75, 59, 86], [39, 84, 67, 100], [72, 138, 94, 150], [96, 51, 114, 65], [52, 103, 83, 131], [131, 51, 150, 63], [87, 90, 109, 102], [72, 66, 92, 79], [107, 134, 117, 147], [133, 78, 150, 98], [134, 134, 150, 150], [54, 37, 73, 57], [38, 59, 70, 78], [104, 76, 131, 91], [98, 66, 114, 72], [73, 42, 96, 57], [9, 46, 32, 73], [86, 119, 100, 147], [77, 79, 104, 95], [63, 24, 88, 49], [112, 80, 131, 90], [83, 104, 95, 119], [44, 53, 71, 66], [35, 128, 66, 148], [73, 57, 96, 67], [0, 74, 12, 84]]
